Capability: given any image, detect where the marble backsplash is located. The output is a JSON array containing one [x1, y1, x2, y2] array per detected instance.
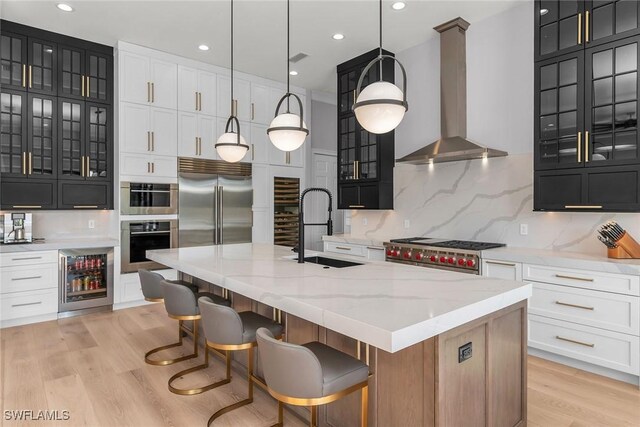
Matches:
[[0, 210, 118, 241], [349, 154, 640, 255]]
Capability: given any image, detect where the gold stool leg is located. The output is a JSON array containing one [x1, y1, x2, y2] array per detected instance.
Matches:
[[168, 347, 232, 395], [145, 319, 200, 366], [361, 385, 368, 427], [310, 406, 317, 427], [207, 346, 255, 426]]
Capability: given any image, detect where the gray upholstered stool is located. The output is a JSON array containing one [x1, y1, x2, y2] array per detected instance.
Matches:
[[138, 269, 199, 303], [256, 328, 369, 427], [194, 297, 283, 426], [144, 280, 229, 367]]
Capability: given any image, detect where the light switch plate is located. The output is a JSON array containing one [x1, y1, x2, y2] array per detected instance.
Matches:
[[519, 224, 528, 235], [404, 219, 410, 229], [88, 220, 95, 229]]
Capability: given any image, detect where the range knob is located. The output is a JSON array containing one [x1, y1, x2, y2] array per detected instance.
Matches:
[[448, 257, 455, 264], [403, 251, 412, 259], [467, 259, 476, 267], [439, 256, 446, 263], [429, 255, 437, 262], [458, 258, 466, 266], [415, 252, 424, 261]]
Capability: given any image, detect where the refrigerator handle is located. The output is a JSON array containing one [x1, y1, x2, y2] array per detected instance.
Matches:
[[213, 185, 218, 245], [59, 253, 67, 304], [219, 186, 224, 244]]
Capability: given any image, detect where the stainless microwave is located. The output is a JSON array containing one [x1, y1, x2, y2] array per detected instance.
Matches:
[[120, 220, 177, 273], [120, 182, 178, 215]]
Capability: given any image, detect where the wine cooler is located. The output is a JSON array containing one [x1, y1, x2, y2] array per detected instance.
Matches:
[[59, 248, 114, 317]]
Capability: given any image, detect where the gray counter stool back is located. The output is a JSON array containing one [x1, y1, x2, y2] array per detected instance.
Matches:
[[138, 269, 198, 303], [198, 297, 283, 426], [256, 328, 369, 427]]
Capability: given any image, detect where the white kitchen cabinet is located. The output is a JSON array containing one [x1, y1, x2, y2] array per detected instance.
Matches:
[[119, 51, 177, 109], [217, 75, 251, 122], [120, 102, 177, 156], [179, 112, 217, 160], [252, 207, 271, 244], [251, 83, 271, 124], [481, 259, 522, 281], [366, 246, 386, 261], [252, 163, 269, 208], [120, 153, 177, 180], [523, 264, 639, 296], [269, 141, 305, 167], [250, 123, 269, 164], [0, 250, 58, 327], [178, 66, 217, 116], [323, 241, 385, 261]]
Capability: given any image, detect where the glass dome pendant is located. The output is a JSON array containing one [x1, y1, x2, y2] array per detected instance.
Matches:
[[215, 0, 249, 163], [267, 0, 309, 152], [353, 0, 408, 134]]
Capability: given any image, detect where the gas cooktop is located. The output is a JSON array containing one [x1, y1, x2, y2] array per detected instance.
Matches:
[[388, 237, 505, 251]]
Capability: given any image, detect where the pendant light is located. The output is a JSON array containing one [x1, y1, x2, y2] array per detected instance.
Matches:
[[216, 0, 249, 163], [267, 0, 309, 152], [353, 0, 408, 134]]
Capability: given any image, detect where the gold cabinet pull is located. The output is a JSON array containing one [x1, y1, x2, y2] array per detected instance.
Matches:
[[585, 131, 590, 163], [286, 151, 291, 164], [195, 136, 199, 155], [28, 65, 32, 88], [555, 335, 594, 348], [86, 156, 90, 177], [13, 205, 41, 209], [22, 64, 26, 87], [578, 13, 582, 45], [564, 205, 603, 209], [147, 162, 150, 173], [147, 82, 151, 102], [555, 301, 594, 311], [555, 274, 594, 282], [251, 144, 255, 161], [251, 102, 255, 120], [586, 11, 590, 43], [151, 82, 155, 103], [86, 75, 90, 97], [147, 131, 151, 151], [335, 246, 352, 251], [199, 92, 202, 111], [577, 131, 582, 163], [199, 137, 202, 155], [73, 205, 98, 209], [151, 131, 155, 151], [195, 92, 199, 111], [28, 152, 32, 175], [81, 75, 85, 96], [349, 205, 365, 208], [22, 152, 26, 175], [81, 155, 85, 177]]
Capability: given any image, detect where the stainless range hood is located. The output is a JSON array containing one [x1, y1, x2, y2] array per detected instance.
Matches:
[[398, 17, 507, 165]]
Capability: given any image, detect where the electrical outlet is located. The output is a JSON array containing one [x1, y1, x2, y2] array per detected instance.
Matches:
[[519, 224, 528, 236], [362, 217, 368, 226], [404, 219, 410, 229], [88, 220, 95, 229]]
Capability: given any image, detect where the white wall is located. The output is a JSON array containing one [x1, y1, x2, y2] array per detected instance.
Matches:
[[311, 99, 338, 153], [349, 2, 640, 255]]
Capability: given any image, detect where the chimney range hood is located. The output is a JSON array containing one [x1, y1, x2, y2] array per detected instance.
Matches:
[[398, 17, 507, 165]]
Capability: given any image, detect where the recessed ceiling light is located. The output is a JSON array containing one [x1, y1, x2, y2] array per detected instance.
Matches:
[[198, 44, 210, 51], [289, 70, 298, 76], [332, 33, 345, 40], [56, 3, 74, 12], [391, 2, 406, 11], [540, 8, 549, 15]]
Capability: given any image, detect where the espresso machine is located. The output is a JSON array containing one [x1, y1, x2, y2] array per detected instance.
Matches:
[[1, 213, 33, 244]]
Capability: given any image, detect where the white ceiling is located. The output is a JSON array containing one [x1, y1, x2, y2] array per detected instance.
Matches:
[[1, 0, 522, 93]]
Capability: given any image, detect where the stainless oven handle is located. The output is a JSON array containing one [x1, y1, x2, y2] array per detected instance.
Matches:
[[129, 189, 172, 193], [60, 254, 67, 304], [130, 231, 172, 235]]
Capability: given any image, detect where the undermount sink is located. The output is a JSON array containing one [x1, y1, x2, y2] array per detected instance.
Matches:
[[303, 256, 362, 268]]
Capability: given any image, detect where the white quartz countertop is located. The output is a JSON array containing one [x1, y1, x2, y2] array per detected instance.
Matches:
[[147, 243, 531, 353], [482, 246, 640, 276], [0, 237, 119, 253], [322, 234, 387, 248]]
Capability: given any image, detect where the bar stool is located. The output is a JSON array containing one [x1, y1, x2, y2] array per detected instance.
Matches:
[[256, 328, 369, 427], [139, 269, 198, 303], [194, 297, 283, 426], [144, 280, 230, 366]]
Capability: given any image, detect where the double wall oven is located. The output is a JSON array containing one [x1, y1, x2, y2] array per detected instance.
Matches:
[[121, 220, 178, 273]]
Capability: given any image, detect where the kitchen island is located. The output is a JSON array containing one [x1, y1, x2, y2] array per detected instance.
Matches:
[[148, 243, 531, 427]]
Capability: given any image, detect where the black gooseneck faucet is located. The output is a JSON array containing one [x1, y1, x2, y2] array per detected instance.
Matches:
[[297, 188, 333, 263]]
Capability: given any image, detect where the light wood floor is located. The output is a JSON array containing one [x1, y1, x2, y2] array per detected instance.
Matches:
[[1, 304, 639, 427]]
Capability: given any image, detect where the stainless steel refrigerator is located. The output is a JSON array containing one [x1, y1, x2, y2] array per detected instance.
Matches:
[[178, 159, 253, 247]]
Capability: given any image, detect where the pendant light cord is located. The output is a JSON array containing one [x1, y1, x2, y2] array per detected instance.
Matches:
[[286, 0, 291, 112], [230, 0, 235, 120], [379, 0, 383, 79]]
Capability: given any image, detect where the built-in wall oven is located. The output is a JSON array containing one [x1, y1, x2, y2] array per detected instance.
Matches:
[[121, 220, 178, 273], [120, 182, 178, 215]]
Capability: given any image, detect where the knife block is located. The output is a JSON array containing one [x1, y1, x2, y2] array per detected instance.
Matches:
[[608, 232, 640, 259]]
